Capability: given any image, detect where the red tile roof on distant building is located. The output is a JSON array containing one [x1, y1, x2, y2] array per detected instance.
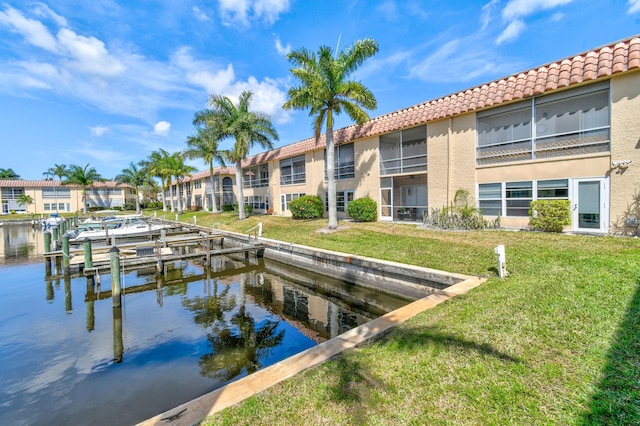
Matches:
[[242, 35, 640, 167], [0, 179, 132, 188]]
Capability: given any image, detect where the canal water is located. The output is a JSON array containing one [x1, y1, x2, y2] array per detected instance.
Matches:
[[0, 224, 411, 425]]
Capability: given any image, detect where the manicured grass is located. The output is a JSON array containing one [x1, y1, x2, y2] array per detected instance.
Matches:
[[169, 212, 640, 424]]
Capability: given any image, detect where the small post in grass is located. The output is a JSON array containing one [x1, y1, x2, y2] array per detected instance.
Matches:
[[494, 245, 508, 278]]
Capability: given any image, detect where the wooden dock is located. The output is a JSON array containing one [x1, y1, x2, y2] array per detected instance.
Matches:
[[43, 229, 264, 278]]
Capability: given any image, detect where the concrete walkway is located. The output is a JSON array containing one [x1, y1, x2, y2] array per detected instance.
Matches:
[[138, 275, 485, 426]]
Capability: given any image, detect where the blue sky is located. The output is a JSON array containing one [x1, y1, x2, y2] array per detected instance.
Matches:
[[1, 0, 639, 180]]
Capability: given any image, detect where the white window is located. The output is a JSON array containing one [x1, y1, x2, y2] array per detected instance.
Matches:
[[325, 190, 354, 212], [280, 193, 305, 212], [379, 126, 427, 175], [477, 82, 610, 165], [280, 156, 305, 185]]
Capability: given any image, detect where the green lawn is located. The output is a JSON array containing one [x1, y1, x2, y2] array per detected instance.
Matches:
[[154, 211, 640, 425]]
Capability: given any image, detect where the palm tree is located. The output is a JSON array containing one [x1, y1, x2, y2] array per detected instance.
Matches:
[[164, 152, 197, 215], [115, 162, 152, 214], [143, 149, 172, 212], [283, 38, 378, 229], [206, 91, 278, 220], [0, 168, 20, 179], [44, 164, 68, 181], [62, 164, 103, 214], [16, 194, 33, 211], [183, 124, 226, 213]]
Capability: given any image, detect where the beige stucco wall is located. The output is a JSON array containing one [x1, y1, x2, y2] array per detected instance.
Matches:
[[609, 70, 640, 233], [427, 119, 449, 209]]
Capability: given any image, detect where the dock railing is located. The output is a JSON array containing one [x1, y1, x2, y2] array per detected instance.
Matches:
[[246, 222, 262, 240]]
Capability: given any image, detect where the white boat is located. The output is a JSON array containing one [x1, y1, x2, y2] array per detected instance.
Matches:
[[70, 218, 170, 241], [78, 213, 143, 231]]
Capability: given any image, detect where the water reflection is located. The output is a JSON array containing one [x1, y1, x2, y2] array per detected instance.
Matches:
[[0, 222, 44, 263], [0, 224, 411, 426]]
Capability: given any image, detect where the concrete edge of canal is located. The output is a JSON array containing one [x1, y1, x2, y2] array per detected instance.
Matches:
[[138, 232, 486, 426]]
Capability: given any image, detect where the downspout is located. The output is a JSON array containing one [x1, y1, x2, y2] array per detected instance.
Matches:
[[447, 117, 453, 206]]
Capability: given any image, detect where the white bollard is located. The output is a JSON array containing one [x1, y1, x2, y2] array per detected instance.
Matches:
[[175, 213, 179, 221], [193, 215, 197, 225], [494, 245, 508, 278]]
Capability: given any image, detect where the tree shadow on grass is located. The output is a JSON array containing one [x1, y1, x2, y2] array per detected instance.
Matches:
[[392, 325, 523, 363], [325, 326, 523, 424], [581, 283, 640, 425]]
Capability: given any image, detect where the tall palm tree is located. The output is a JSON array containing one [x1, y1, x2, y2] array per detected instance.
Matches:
[[115, 162, 152, 214], [164, 152, 197, 215], [283, 38, 378, 229], [183, 124, 226, 213], [206, 91, 278, 220], [62, 164, 103, 214], [143, 149, 172, 212]]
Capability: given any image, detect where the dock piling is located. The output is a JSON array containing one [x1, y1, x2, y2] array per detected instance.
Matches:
[[83, 238, 93, 269], [62, 235, 70, 271], [110, 246, 122, 308]]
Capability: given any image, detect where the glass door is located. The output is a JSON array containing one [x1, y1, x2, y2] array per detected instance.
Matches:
[[572, 178, 609, 233], [380, 178, 393, 221]]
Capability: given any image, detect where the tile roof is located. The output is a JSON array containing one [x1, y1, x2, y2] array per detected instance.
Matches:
[[242, 35, 640, 167], [0, 179, 130, 188]]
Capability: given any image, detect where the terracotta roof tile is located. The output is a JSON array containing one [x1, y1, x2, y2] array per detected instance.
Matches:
[[235, 35, 640, 168], [0, 179, 129, 188]]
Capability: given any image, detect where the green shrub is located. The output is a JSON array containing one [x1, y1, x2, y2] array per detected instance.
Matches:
[[289, 195, 323, 219], [529, 200, 571, 232], [222, 204, 235, 212], [348, 197, 377, 222], [245, 204, 253, 215], [122, 203, 135, 211], [423, 189, 499, 230]]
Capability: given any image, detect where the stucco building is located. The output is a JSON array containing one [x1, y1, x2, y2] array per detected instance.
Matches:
[[171, 35, 640, 234], [0, 180, 137, 214]]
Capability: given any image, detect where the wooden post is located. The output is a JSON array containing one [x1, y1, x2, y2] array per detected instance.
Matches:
[[64, 273, 72, 313], [86, 279, 95, 332], [44, 231, 51, 253], [62, 235, 70, 271], [45, 279, 54, 301], [113, 305, 123, 363], [52, 226, 59, 245], [110, 246, 121, 308], [83, 238, 93, 269]]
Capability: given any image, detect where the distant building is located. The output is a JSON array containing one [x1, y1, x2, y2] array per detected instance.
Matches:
[[0, 180, 137, 214]]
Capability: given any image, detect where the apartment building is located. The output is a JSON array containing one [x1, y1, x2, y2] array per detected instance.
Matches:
[[167, 167, 237, 211], [0, 180, 137, 214], [177, 36, 640, 234]]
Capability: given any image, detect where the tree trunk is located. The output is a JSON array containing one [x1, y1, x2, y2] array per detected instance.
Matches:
[[236, 161, 245, 220], [82, 189, 88, 214], [326, 124, 338, 229], [135, 188, 141, 214], [177, 182, 183, 214], [162, 179, 168, 212], [170, 179, 175, 213], [209, 163, 218, 213]]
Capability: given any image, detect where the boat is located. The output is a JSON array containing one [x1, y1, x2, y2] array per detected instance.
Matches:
[[70, 218, 170, 241], [77, 213, 143, 231]]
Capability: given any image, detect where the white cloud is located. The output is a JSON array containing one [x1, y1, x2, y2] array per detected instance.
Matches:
[[153, 121, 171, 137], [495, 0, 574, 44], [502, 0, 574, 20], [629, 0, 640, 14], [407, 37, 523, 83], [218, 0, 290, 27], [0, 4, 58, 52], [32, 2, 68, 27], [90, 125, 109, 137], [274, 35, 291, 55], [496, 19, 526, 45], [481, 0, 500, 30], [193, 6, 211, 21], [0, 4, 291, 127], [57, 28, 126, 76]]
